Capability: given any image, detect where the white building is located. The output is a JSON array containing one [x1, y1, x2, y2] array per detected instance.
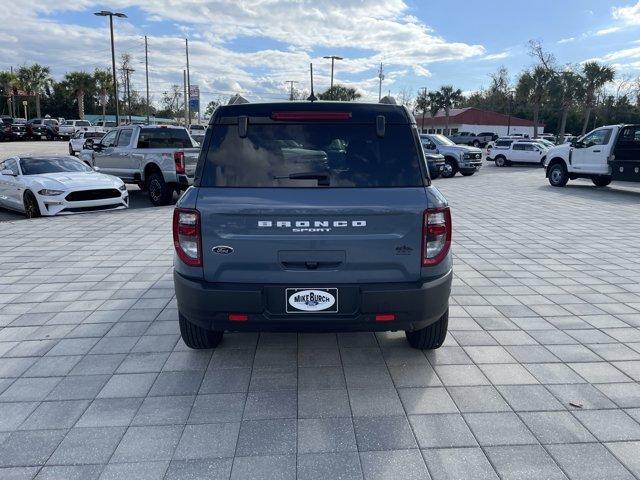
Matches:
[[416, 107, 544, 137]]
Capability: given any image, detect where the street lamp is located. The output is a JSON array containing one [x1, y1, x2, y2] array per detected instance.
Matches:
[[94, 10, 127, 126], [506, 90, 515, 136], [323, 55, 343, 90]]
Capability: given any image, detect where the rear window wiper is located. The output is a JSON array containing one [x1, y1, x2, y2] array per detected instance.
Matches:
[[273, 172, 330, 186]]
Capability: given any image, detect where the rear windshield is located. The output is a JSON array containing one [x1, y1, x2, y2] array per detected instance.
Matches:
[[137, 128, 195, 149], [199, 124, 424, 188]]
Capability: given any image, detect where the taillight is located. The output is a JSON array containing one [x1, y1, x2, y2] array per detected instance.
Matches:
[[174, 151, 185, 174], [422, 207, 452, 266], [173, 208, 202, 267]]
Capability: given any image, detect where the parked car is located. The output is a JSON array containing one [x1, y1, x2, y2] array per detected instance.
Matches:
[[95, 120, 117, 132], [68, 130, 105, 156], [0, 156, 128, 218], [546, 124, 640, 187], [424, 151, 445, 179], [0, 117, 12, 142], [487, 141, 547, 167], [448, 131, 494, 147], [173, 101, 452, 350], [26, 118, 59, 140], [189, 124, 206, 135], [80, 125, 199, 206], [420, 134, 482, 177], [59, 119, 93, 139], [10, 118, 28, 141]]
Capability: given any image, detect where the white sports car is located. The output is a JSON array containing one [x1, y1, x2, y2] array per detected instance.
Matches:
[[0, 156, 128, 218]]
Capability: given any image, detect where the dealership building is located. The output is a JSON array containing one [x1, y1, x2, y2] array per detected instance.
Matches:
[[415, 107, 544, 137]]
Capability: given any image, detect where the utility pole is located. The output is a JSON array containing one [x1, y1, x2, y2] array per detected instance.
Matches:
[[286, 80, 298, 101], [145, 35, 150, 124], [123, 67, 135, 123], [94, 10, 127, 126], [323, 55, 343, 91], [185, 39, 191, 126], [9, 66, 14, 117], [183, 70, 188, 127], [378, 63, 384, 101]]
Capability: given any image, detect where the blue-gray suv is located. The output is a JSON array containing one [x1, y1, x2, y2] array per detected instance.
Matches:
[[173, 101, 452, 349]]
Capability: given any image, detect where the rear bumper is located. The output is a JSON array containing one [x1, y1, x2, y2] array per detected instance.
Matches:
[[174, 270, 452, 333]]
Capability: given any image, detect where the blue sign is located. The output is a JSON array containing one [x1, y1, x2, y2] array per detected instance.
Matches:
[[189, 99, 199, 111]]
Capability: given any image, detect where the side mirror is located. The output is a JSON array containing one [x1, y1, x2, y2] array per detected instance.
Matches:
[[571, 141, 583, 148], [83, 138, 94, 149], [1, 169, 15, 176]]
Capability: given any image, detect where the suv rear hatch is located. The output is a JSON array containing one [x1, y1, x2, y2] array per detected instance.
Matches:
[[195, 109, 431, 284]]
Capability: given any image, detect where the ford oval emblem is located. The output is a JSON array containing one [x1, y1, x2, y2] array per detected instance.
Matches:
[[212, 245, 234, 255]]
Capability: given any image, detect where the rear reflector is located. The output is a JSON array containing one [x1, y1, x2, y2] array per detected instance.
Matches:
[[375, 314, 395, 322], [228, 313, 248, 322], [271, 111, 352, 121]]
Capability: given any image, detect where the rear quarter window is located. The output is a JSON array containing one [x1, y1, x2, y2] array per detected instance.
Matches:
[[199, 123, 425, 188], [137, 128, 195, 149]]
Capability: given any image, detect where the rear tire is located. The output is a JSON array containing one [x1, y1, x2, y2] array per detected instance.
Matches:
[[148, 172, 173, 206], [494, 156, 506, 167], [179, 313, 224, 349], [441, 159, 458, 178], [592, 176, 612, 187], [405, 309, 449, 350], [548, 163, 569, 187], [460, 170, 475, 176]]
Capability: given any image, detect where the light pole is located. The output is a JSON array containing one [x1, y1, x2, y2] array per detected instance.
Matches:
[[323, 55, 343, 91], [94, 10, 127, 126], [507, 90, 515, 136]]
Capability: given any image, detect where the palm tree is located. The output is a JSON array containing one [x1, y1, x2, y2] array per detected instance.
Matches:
[[0, 70, 18, 117], [516, 66, 550, 138], [437, 85, 463, 135], [93, 68, 113, 121], [16, 64, 52, 118], [580, 61, 615, 135], [64, 72, 94, 119], [318, 84, 361, 101], [556, 69, 583, 142]]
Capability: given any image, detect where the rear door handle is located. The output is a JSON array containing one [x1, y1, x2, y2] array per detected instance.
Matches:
[[593, 149, 601, 152]]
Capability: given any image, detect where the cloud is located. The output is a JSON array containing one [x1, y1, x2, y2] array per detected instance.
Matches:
[[596, 26, 622, 35], [612, 0, 640, 25], [482, 51, 510, 60], [557, 37, 575, 44], [0, 0, 486, 105]]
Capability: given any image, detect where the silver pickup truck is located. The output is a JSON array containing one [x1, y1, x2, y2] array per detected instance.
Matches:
[[80, 125, 199, 206]]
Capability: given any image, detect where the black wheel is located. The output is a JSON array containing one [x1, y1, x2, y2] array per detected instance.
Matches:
[[441, 159, 458, 178], [405, 309, 449, 349], [147, 172, 173, 206], [592, 176, 612, 187], [23, 191, 41, 219], [179, 313, 224, 349], [68, 145, 75, 156], [548, 163, 569, 187], [472, 140, 480, 147], [460, 170, 475, 176], [494, 156, 506, 167]]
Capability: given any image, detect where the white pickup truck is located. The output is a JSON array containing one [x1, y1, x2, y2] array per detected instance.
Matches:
[[545, 124, 640, 187], [79, 125, 200, 205]]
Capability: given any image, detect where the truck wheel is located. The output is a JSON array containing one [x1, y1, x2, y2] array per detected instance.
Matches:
[[494, 156, 506, 167], [472, 140, 480, 147], [460, 170, 475, 176], [592, 176, 612, 187], [68, 145, 74, 156], [548, 163, 569, 187], [441, 159, 458, 178], [405, 309, 448, 350], [148, 172, 173, 206], [179, 313, 224, 349]]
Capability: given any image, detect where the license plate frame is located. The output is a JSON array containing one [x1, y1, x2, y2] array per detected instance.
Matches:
[[285, 288, 339, 314]]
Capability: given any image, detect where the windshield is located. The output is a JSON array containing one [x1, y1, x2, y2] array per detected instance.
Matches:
[[429, 134, 456, 146], [200, 123, 424, 188], [19, 157, 93, 175]]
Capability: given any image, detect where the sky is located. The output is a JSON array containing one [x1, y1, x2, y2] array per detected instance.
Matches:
[[1, 0, 640, 110]]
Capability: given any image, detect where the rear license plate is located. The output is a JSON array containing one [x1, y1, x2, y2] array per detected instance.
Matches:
[[286, 288, 338, 313]]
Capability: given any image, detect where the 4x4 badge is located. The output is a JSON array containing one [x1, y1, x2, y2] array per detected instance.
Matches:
[[212, 246, 234, 255]]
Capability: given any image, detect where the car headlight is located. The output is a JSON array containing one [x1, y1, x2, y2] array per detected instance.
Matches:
[[38, 189, 64, 196], [118, 184, 127, 192], [463, 153, 471, 159]]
